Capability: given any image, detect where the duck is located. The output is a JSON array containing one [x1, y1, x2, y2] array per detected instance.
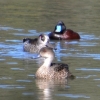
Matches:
[[36, 47, 74, 79], [48, 21, 80, 40], [23, 34, 55, 53]]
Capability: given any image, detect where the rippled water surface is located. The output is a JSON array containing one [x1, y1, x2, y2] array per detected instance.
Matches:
[[0, 0, 100, 100]]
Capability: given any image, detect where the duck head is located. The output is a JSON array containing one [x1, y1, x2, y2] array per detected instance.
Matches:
[[39, 47, 55, 63], [38, 34, 56, 50], [54, 21, 66, 33], [38, 34, 49, 44]]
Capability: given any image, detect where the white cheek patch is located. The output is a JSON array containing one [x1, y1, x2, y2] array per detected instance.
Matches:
[[55, 25, 61, 32]]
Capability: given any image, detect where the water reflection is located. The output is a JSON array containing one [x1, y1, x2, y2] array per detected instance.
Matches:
[[35, 79, 68, 100]]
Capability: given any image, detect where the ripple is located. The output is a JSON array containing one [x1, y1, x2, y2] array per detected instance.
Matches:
[[0, 42, 39, 59], [55, 53, 100, 61], [93, 58, 100, 60], [0, 85, 25, 89], [11, 68, 25, 71], [14, 33, 36, 36], [97, 85, 100, 87], [22, 92, 34, 95], [73, 53, 100, 58], [65, 41, 79, 44], [0, 43, 9, 49], [14, 29, 38, 36], [94, 79, 100, 81], [28, 30, 37, 34], [5, 40, 21, 43], [16, 80, 32, 82], [27, 74, 35, 77], [79, 42, 98, 46], [0, 77, 12, 80], [0, 59, 5, 61], [65, 86, 70, 88], [0, 35, 100, 61], [0, 26, 24, 31], [76, 68, 100, 71], [80, 34, 99, 40], [56, 93, 90, 98], [6, 62, 18, 64], [77, 75, 96, 79]]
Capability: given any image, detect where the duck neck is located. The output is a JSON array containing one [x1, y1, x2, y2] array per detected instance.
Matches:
[[42, 57, 52, 68], [37, 40, 46, 48]]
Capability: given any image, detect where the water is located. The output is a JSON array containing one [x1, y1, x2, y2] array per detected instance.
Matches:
[[0, 0, 100, 100]]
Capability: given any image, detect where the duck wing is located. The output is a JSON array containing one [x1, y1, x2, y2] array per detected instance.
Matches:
[[50, 63, 69, 72], [23, 38, 38, 45], [51, 63, 75, 79]]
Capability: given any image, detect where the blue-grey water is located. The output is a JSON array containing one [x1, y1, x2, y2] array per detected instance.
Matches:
[[0, 0, 100, 100]]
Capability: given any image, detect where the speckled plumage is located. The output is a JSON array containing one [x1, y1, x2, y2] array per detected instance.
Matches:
[[36, 47, 74, 79], [23, 34, 54, 53]]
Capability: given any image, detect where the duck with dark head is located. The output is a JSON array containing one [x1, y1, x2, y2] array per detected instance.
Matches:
[[48, 21, 80, 40]]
